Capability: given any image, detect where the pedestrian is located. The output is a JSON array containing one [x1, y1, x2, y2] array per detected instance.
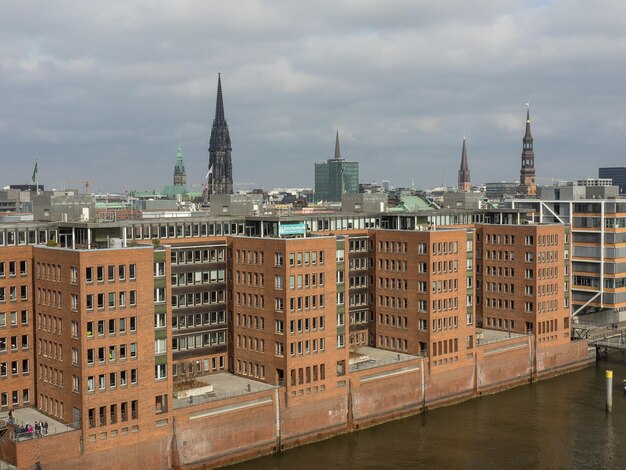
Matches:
[[43, 421, 48, 435], [8, 410, 13, 424], [35, 421, 40, 437]]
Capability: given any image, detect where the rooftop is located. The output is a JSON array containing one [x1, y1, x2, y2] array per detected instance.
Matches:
[[0, 407, 76, 442], [173, 372, 275, 410]]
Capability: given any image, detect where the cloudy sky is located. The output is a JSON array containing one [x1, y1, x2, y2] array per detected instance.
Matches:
[[2, 0, 626, 193]]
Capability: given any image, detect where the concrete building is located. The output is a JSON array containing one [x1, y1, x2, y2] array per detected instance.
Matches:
[[315, 132, 359, 202]]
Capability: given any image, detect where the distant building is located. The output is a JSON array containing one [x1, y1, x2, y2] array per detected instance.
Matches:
[[208, 74, 233, 195], [314, 131, 359, 202], [458, 137, 471, 191], [599, 167, 626, 194], [485, 182, 518, 200], [519, 106, 536, 196], [173, 146, 187, 188]]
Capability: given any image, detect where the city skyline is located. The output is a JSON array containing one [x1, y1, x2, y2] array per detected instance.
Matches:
[[2, 1, 626, 192]]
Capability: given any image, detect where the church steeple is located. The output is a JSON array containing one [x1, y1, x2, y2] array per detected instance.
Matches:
[[458, 137, 471, 191], [519, 104, 536, 196], [173, 146, 186, 187], [334, 130, 341, 160], [208, 73, 233, 195]]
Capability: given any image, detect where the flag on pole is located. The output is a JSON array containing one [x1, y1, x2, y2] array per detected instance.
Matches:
[[206, 165, 213, 180], [31, 160, 38, 183]]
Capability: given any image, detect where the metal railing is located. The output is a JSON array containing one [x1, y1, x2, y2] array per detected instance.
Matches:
[[0, 417, 76, 443]]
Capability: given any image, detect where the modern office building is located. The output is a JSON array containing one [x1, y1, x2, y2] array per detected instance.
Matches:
[[314, 132, 359, 202], [507, 183, 626, 321], [599, 167, 626, 194]]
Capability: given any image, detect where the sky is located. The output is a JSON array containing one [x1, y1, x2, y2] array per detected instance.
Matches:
[[2, 0, 626, 193]]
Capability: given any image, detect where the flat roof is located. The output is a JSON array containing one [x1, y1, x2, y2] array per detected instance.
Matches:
[[173, 372, 275, 410]]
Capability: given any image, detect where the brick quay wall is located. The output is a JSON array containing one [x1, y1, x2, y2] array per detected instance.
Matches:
[[2, 340, 593, 470]]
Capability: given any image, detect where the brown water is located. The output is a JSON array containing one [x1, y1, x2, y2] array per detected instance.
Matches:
[[229, 352, 626, 470]]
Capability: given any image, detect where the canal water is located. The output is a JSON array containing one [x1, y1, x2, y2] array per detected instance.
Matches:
[[229, 352, 626, 469]]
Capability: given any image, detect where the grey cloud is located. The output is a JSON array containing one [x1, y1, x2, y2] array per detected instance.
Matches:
[[1, 0, 626, 192]]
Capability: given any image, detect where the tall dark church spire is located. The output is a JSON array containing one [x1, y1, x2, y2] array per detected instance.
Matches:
[[208, 73, 233, 195], [519, 104, 536, 196], [458, 137, 471, 191]]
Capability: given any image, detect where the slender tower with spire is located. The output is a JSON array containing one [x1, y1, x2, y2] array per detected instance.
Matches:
[[458, 137, 471, 191], [519, 105, 536, 196], [208, 73, 233, 195], [173, 146, 186, 188]]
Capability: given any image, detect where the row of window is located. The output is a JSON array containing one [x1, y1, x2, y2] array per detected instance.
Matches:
[[484, 317, 516, 330], [236, 334, 265, 352], [85, 290, 137, 311], [481, 233, 516, 245], [172, 269, 225, 286], [289, 363, 326, 386], [378, 313, 408, 329], [86, 369, 138, 392], [0, 286, 28, 303], [0, 260, 28, 278], [1, 389, 30, 407], [172, 331, 226, 351], [432, 338, 460, 357], [235, 292, 266, 309], [171, 247, 225, 265], [172, 290, 225, 308], [39, 364, 62, 387], [235, 249, 265, 265], [0, 229, 56, 246], [172, 311, 225, 330], [0, 334, 29, 353], [85, 342, 137, 365], [85, 317, 137, 338], [0, 310, 28, 328], [274, 250, 325, 267], [84, 264, 136, 284], [237, 360, 266, 380], [38, 338, 61, 361], [88, 400, 138, 428], [275, 294, 326, 312], [0, 359, 30, 377], [378, 335, 408, 352]]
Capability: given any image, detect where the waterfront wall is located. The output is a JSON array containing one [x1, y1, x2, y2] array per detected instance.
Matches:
[[2, 339, 593, 470]]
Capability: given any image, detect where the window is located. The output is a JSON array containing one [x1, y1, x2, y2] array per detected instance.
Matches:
[[130, 343, 137, 358], [155, 339, 166, 354], [97, 266, 104, 282], [86, 267, 93, 283], [129, 290, 136, 306], [129, 264, 136, 280], [130, 316, 136, 332], [154, 288, 166, 303], [155, 364, 167, 380], [87, 376, 95, 392]]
